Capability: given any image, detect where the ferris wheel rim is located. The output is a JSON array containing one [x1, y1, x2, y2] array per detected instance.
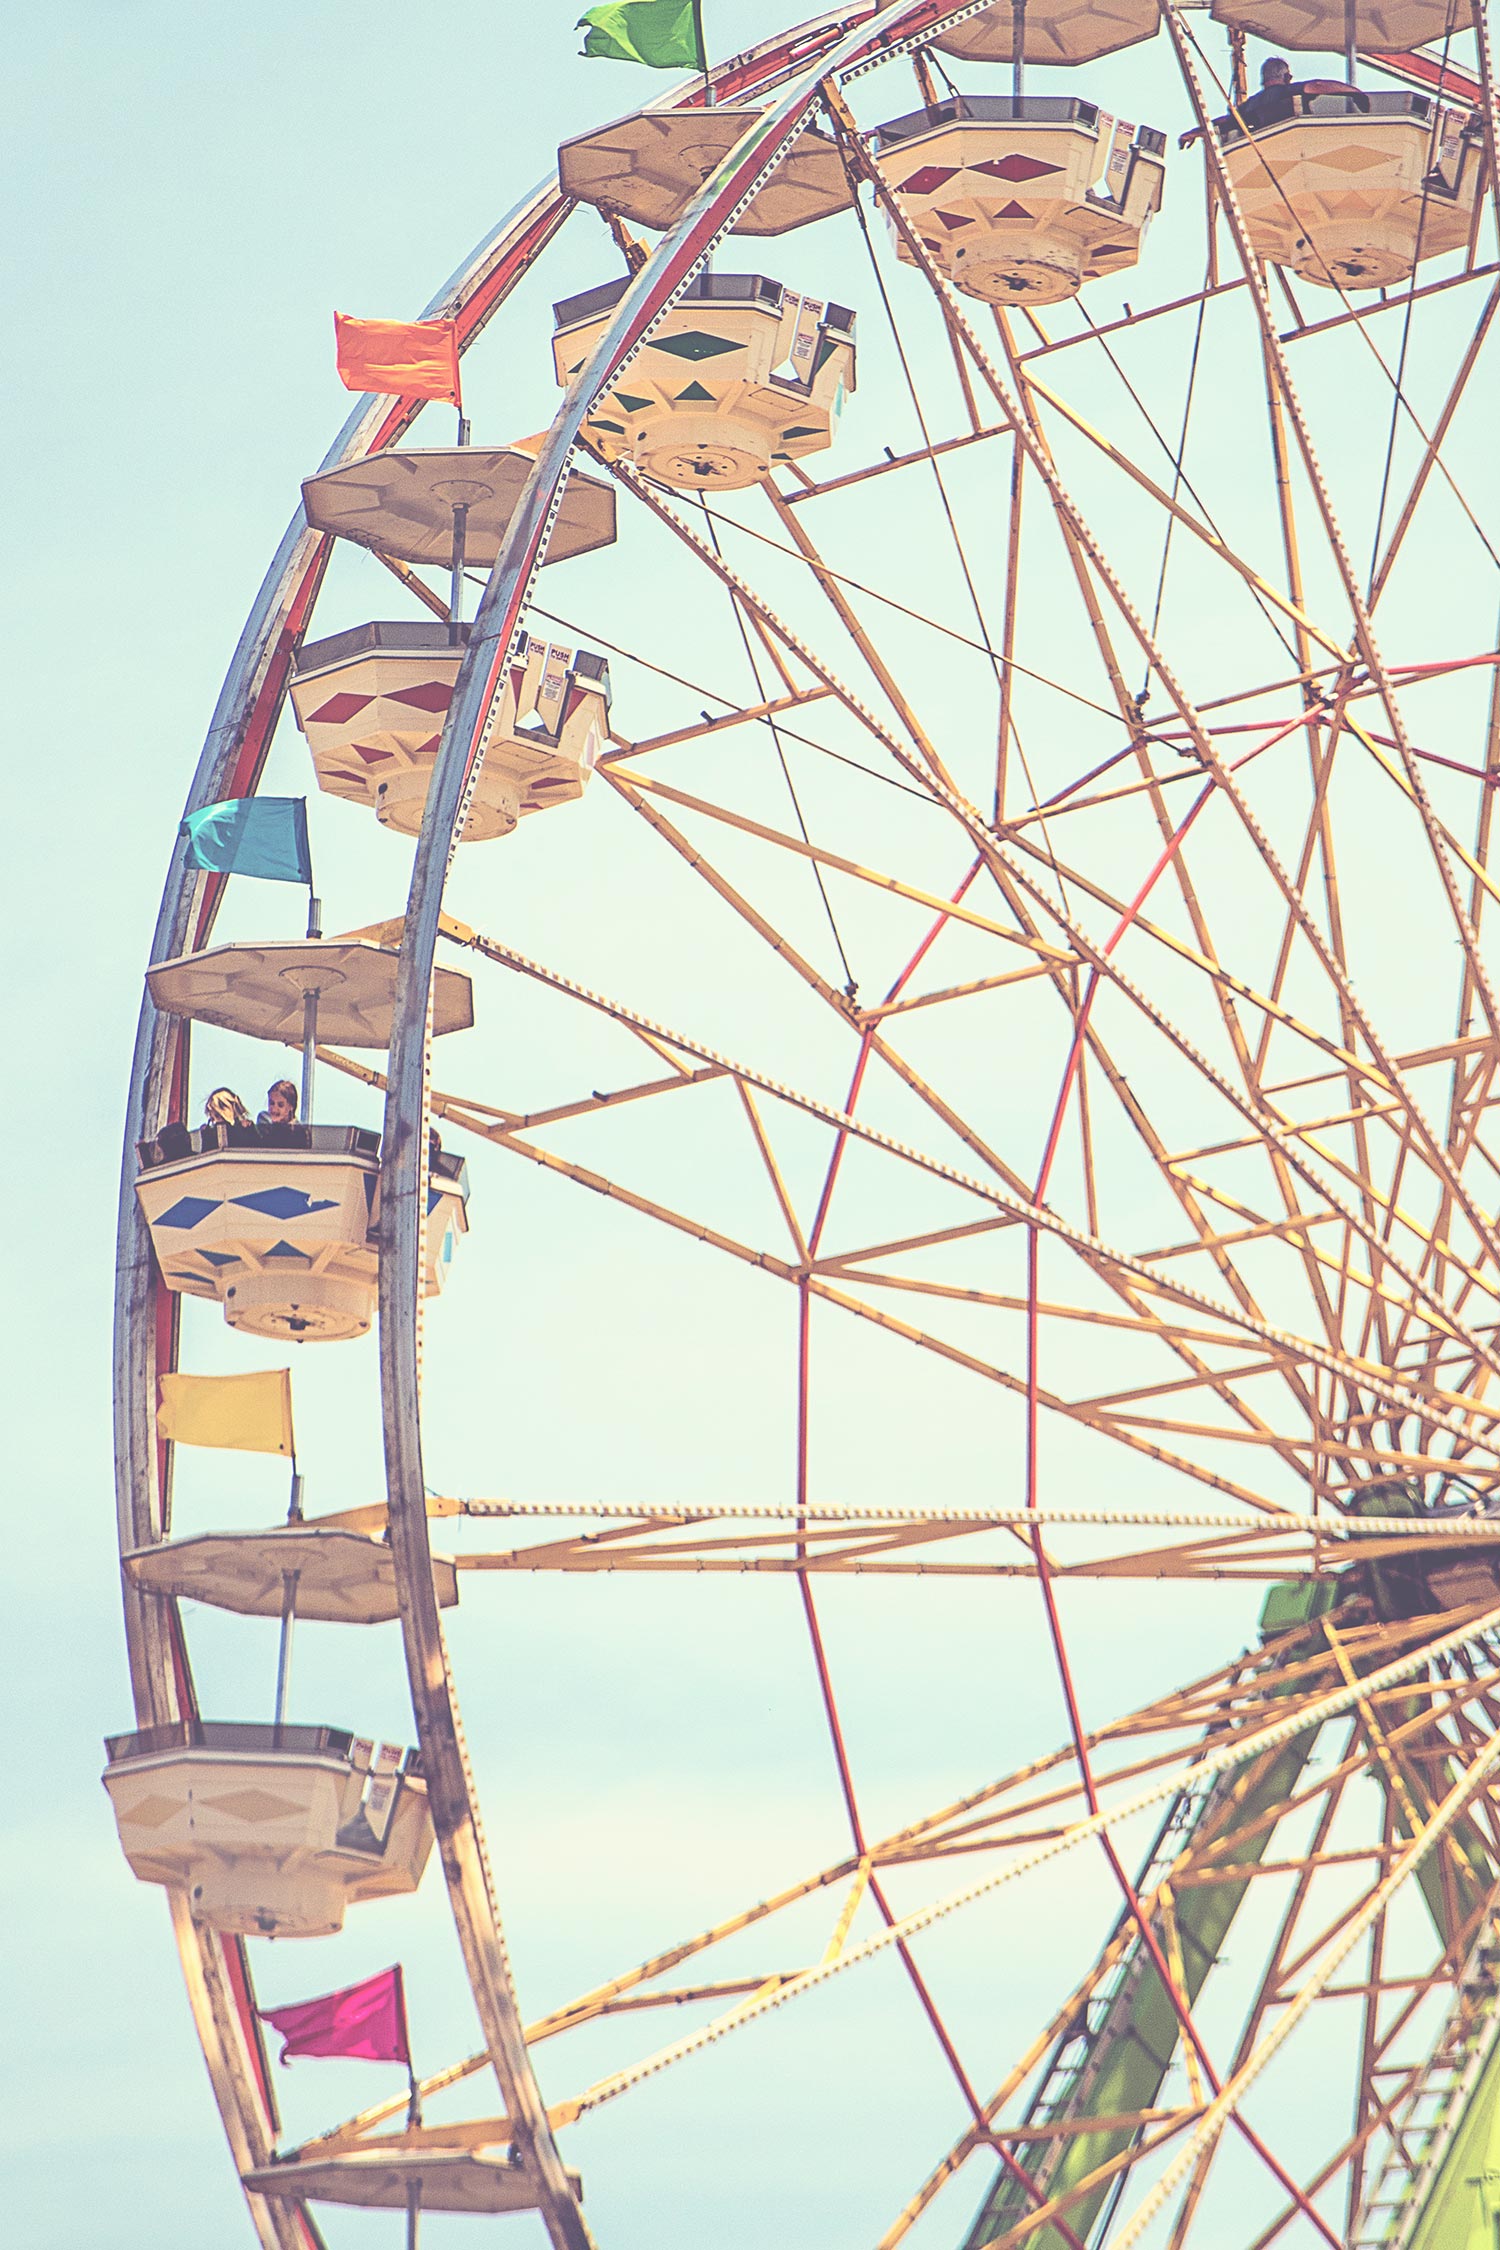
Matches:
[[108, 174, 569, 2247]]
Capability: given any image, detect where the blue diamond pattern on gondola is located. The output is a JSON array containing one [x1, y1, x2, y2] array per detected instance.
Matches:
[[200, 1250, 240, 1267], [230, 1186, 340, 1220], [156, 1196, 223, 1229], [264, 1239, 313, 1262]]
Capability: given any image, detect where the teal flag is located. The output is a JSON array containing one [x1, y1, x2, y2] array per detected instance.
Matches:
[[578, 0, 705, 68], [181, 797, 312, 885]]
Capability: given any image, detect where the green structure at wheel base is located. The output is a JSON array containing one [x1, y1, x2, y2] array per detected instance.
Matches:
[[964, 1521, 1498, 2250], [1399, 2033, 1500, 2249], [963, 1723, 1319, 2248]]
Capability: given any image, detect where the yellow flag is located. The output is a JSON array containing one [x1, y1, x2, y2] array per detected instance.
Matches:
[[157, 1370, 295, 1457]]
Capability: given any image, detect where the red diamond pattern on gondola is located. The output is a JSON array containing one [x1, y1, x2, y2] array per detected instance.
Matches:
[[934, 210, 975, 230], [995, 202, 1034, 220], [388, 680, 454, 712], [898, 165, 960, 194], [309, 690, 374, 724], [972, 154, 1063, 182]]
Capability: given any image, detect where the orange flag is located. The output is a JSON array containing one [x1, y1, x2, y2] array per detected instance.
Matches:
[[334, 312, 462, 406]]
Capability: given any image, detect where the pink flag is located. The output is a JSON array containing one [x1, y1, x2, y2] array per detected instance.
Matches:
[[259, 1966, 411, 2067]]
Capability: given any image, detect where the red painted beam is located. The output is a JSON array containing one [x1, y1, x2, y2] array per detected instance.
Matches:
[[1368, 46, 1481, 100]]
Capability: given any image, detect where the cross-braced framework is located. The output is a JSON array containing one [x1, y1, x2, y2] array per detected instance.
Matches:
[[255, 1597, 1500, 2247], [114, 2, 1500, 2245]]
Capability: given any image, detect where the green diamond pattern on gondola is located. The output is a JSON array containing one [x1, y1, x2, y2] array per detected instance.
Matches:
[[645, 330, 743, 361]]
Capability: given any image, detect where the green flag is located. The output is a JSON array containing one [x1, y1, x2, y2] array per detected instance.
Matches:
[[578, 0, 705, 69]]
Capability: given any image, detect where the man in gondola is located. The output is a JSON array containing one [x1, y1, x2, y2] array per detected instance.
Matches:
[[1179, 55, 1370, 149]]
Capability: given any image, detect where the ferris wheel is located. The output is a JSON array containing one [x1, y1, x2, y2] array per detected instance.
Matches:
[[109, 1, 1500, 2245]]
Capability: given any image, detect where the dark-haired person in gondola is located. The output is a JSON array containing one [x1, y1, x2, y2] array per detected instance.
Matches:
[[1179, 55, 1369, 150]]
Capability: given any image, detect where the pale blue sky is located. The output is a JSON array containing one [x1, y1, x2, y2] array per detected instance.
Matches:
[[7, 5, 1498, 2247]]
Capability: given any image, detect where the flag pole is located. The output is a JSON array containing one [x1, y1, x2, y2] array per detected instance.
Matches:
[[694, 0, 710, 105], [287, 1382, 302, 1524], [302, 882, 321, 1125], [450, 383, 470, 647], [403, 1985, 422, 2250]]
